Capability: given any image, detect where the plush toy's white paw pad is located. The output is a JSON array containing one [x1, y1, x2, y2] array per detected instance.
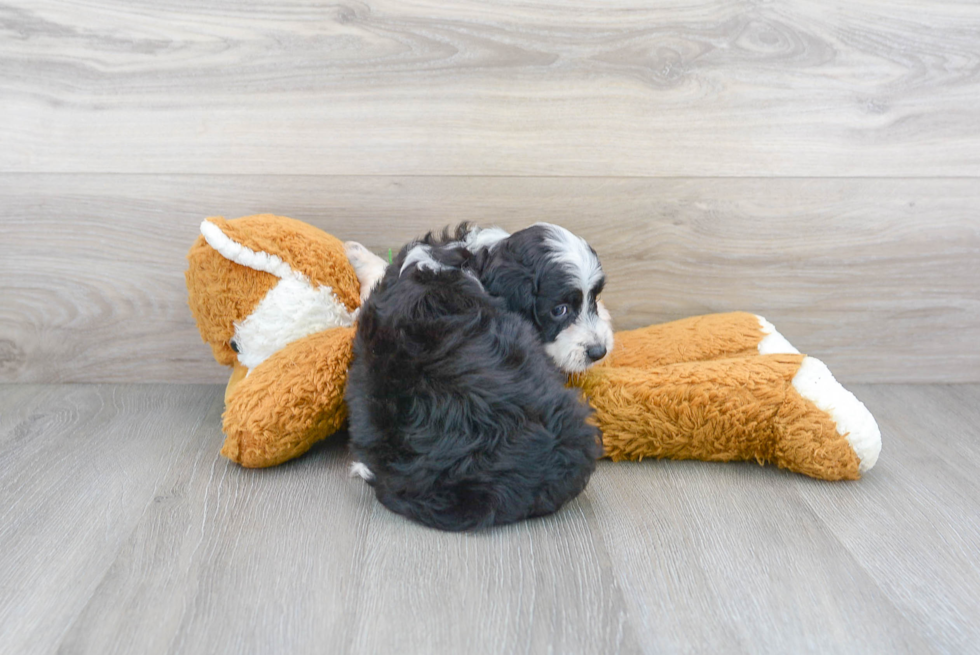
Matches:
[[756, 315, 801, 355], [349, 461, 375, 481], [792, 357, 881, 472]]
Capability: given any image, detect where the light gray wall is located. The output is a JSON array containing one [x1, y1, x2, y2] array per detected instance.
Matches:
[[2, 0, 978, 383]]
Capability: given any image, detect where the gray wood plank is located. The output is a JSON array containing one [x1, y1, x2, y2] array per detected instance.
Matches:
[[2, 1, 979, 176], [794, 384, 980, 654], [3, 175, 977, 384], [2, 383, 979, 653], [345, 491, 639, 655], [57, 430, 377, 655], [585, 461, 934, 654], [42, 385, 640, 655], [0, 384, 220, 655], [0, 385, 66, 442]]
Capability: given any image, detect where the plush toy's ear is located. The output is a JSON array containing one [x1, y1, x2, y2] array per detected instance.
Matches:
[[200, 215, 361, 311]]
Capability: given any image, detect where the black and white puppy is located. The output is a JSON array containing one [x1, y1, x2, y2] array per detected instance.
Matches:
[[472, 224, 615, 373], [343, 224, 612, 531]]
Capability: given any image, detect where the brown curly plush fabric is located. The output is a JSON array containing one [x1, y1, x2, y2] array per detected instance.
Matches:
[[603, 312, 767, 369], [185, 235, 277, 366], [221, 327, 355, 467], [576, 354, 861, 480]]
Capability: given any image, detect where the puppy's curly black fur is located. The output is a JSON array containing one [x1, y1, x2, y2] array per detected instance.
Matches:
[[345, 226, 602, 532]]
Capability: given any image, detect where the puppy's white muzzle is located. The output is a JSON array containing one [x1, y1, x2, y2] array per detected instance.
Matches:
[[545, 301, 615, 373]]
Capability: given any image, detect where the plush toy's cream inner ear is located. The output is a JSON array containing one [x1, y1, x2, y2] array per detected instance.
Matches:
[[201, 219, 296, 279]]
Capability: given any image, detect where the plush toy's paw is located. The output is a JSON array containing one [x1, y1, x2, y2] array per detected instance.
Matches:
[[221, 327, 356, 468], [756, 315, 801, 355], [790, 357, 881, 473], [345, 241, 388, 303]]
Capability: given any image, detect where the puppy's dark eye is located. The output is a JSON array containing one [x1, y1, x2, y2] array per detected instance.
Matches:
[[229, 339, 240, 353], [551, 304, 569, 318]]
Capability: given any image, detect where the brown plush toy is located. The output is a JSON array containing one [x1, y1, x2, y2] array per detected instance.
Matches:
[[186, 215, 880, 479], [186, 214, 361, 467]]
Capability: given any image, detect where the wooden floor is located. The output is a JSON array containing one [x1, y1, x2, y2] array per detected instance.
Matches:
[[1, 383, 977, 654]]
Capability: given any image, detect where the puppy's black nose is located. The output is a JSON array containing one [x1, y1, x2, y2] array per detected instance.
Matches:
[[586, 344, 607, 362]]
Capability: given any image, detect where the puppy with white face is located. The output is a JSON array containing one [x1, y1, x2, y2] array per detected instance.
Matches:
[[476, 223, 614, 373]]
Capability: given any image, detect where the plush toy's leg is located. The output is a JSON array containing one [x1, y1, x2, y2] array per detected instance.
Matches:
[[344, 241, 388, 303], [577, 354, 880, 480], [605, 312, 799, 369], [224, 363, 249, 405], [221, 327, 356, 468]]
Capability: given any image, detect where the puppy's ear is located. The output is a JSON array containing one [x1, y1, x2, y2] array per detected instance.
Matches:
[[476, 245, 538, 324]]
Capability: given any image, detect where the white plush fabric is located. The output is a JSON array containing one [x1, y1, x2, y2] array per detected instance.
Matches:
[[345, 241, 388, 303], [201, 220, 296, 280], [233, 276, 357, 370], [792, 357, 882, 472], [756, 315, 801, 355]]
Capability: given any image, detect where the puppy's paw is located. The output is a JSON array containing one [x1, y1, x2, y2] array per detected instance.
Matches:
[[344, 241, 388, 303], [349, 461, 375, 481]]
